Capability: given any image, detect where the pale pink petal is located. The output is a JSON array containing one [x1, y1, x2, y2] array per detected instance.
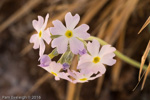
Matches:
[[50, 20, 66, 35], [81, 71, 93, 77], [51, 36, 68, 54], [58, 72, 72, 82], [39, 39, 45, 56], [99, 45, 116, 57], [74, 24, 90, 39], [87, 39, 100, 56], [71, 71, 89, 83], [95, 63, 106, 74], [78, 54, 92, 65], [50, 62, 62, 72], [41, 66, 51, 73], [41, 13, 49, 31], [68, 70, 77, 79], [65, 12, 80, 30], [42, 28, 51, 44], [82, 63, 106, 74], [55, 76, 60, 80], [69, 37, 84, 54], [32, 16, 44, 32], [101, 54, 116, 66], [29, 34, 40, 49], [103, 53, 115, 58], [77, 62, 94, 73], [89, 73, 102, 80], [74, 79, 88, 83]]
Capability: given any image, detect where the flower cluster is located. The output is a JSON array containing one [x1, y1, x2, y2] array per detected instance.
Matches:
[[30, 12, 116, 83]]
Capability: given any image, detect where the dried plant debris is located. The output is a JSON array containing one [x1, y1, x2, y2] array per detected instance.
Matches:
[[0, 0, 150, 100], [137, 16, 150, 90]]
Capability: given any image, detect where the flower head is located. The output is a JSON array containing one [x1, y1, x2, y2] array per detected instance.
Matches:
[[69, 70, 102, 83], [39, 54, 51, 67], [30, 14, 51, 56], [62, 63, 70, 70], [79, 49, 87, 55], [50, 12, 90, 54], [77, 39, 116, 74], [42, 61, 72, 81]]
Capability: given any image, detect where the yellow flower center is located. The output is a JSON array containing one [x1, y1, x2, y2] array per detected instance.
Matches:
[[39, 31, 42, 38], [93, 56, 100, 63], [51, 72, 57, 76], [80, 78, 87, 81], [65, 30, 73, 38]]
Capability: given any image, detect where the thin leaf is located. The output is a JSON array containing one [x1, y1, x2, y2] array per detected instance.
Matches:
[[138, 16, 150, 34], [139, 41, 150, 81]]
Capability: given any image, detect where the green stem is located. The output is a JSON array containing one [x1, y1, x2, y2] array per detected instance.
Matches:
[[87, 36, 147, 70]]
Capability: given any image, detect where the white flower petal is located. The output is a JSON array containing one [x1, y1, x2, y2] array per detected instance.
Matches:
[[50, 62, 62, 72], [78, 54, 92, 65], [39, 39, 45, 56], [65, 12, 80, 30], [50, 20, 66, 35], [29, 34, 40, 49], [58, 72, 72, 82], [89, 73, 102, 80], [42, 28, 51, 44], [101, 53, 116, 66], [87, 39, 100, 56], [95, 63, 106, 74], [41, 13, 49, 31], [51, 36, 68, 54], [32, 16, 44, 32], [104, 53, 115, 58], [41, 66, 51, 73], [77, 62, 93, 70], [74, 24, 90, 39], [69, 37, 84, 54], [55, 76, 60, 80], [99, 45, 116, 57]]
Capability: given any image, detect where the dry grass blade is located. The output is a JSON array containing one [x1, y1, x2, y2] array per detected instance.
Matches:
[[66, 82, 76, 100], [25, 73, 52, 96], [95, 75, 105, 97], [0, 0, 42, 33], [138, 16, 150, 34], [141, 63, 150, 90], [79, 0, 108, 24], [96, 0, 117, 23], [111, 29, 125, 90], [104, 0, 139, 44], [139, 41, 150, 81], [97, 20, 108, 38], [74, 84, 83, 100], [133, 70, 146, 91], [20, 44, 33, 56]]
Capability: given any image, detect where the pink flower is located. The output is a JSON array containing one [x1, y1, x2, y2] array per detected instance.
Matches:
[[41, 61, 72, 81], [77, 39, 116, 75], [50, 12, 90, 54], [39, 54, 51, 67], [69, 70, 102, 83], [30, 14, 51, 56]]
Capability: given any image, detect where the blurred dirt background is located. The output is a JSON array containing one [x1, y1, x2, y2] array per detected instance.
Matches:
[[0, 0, 150, 100]]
